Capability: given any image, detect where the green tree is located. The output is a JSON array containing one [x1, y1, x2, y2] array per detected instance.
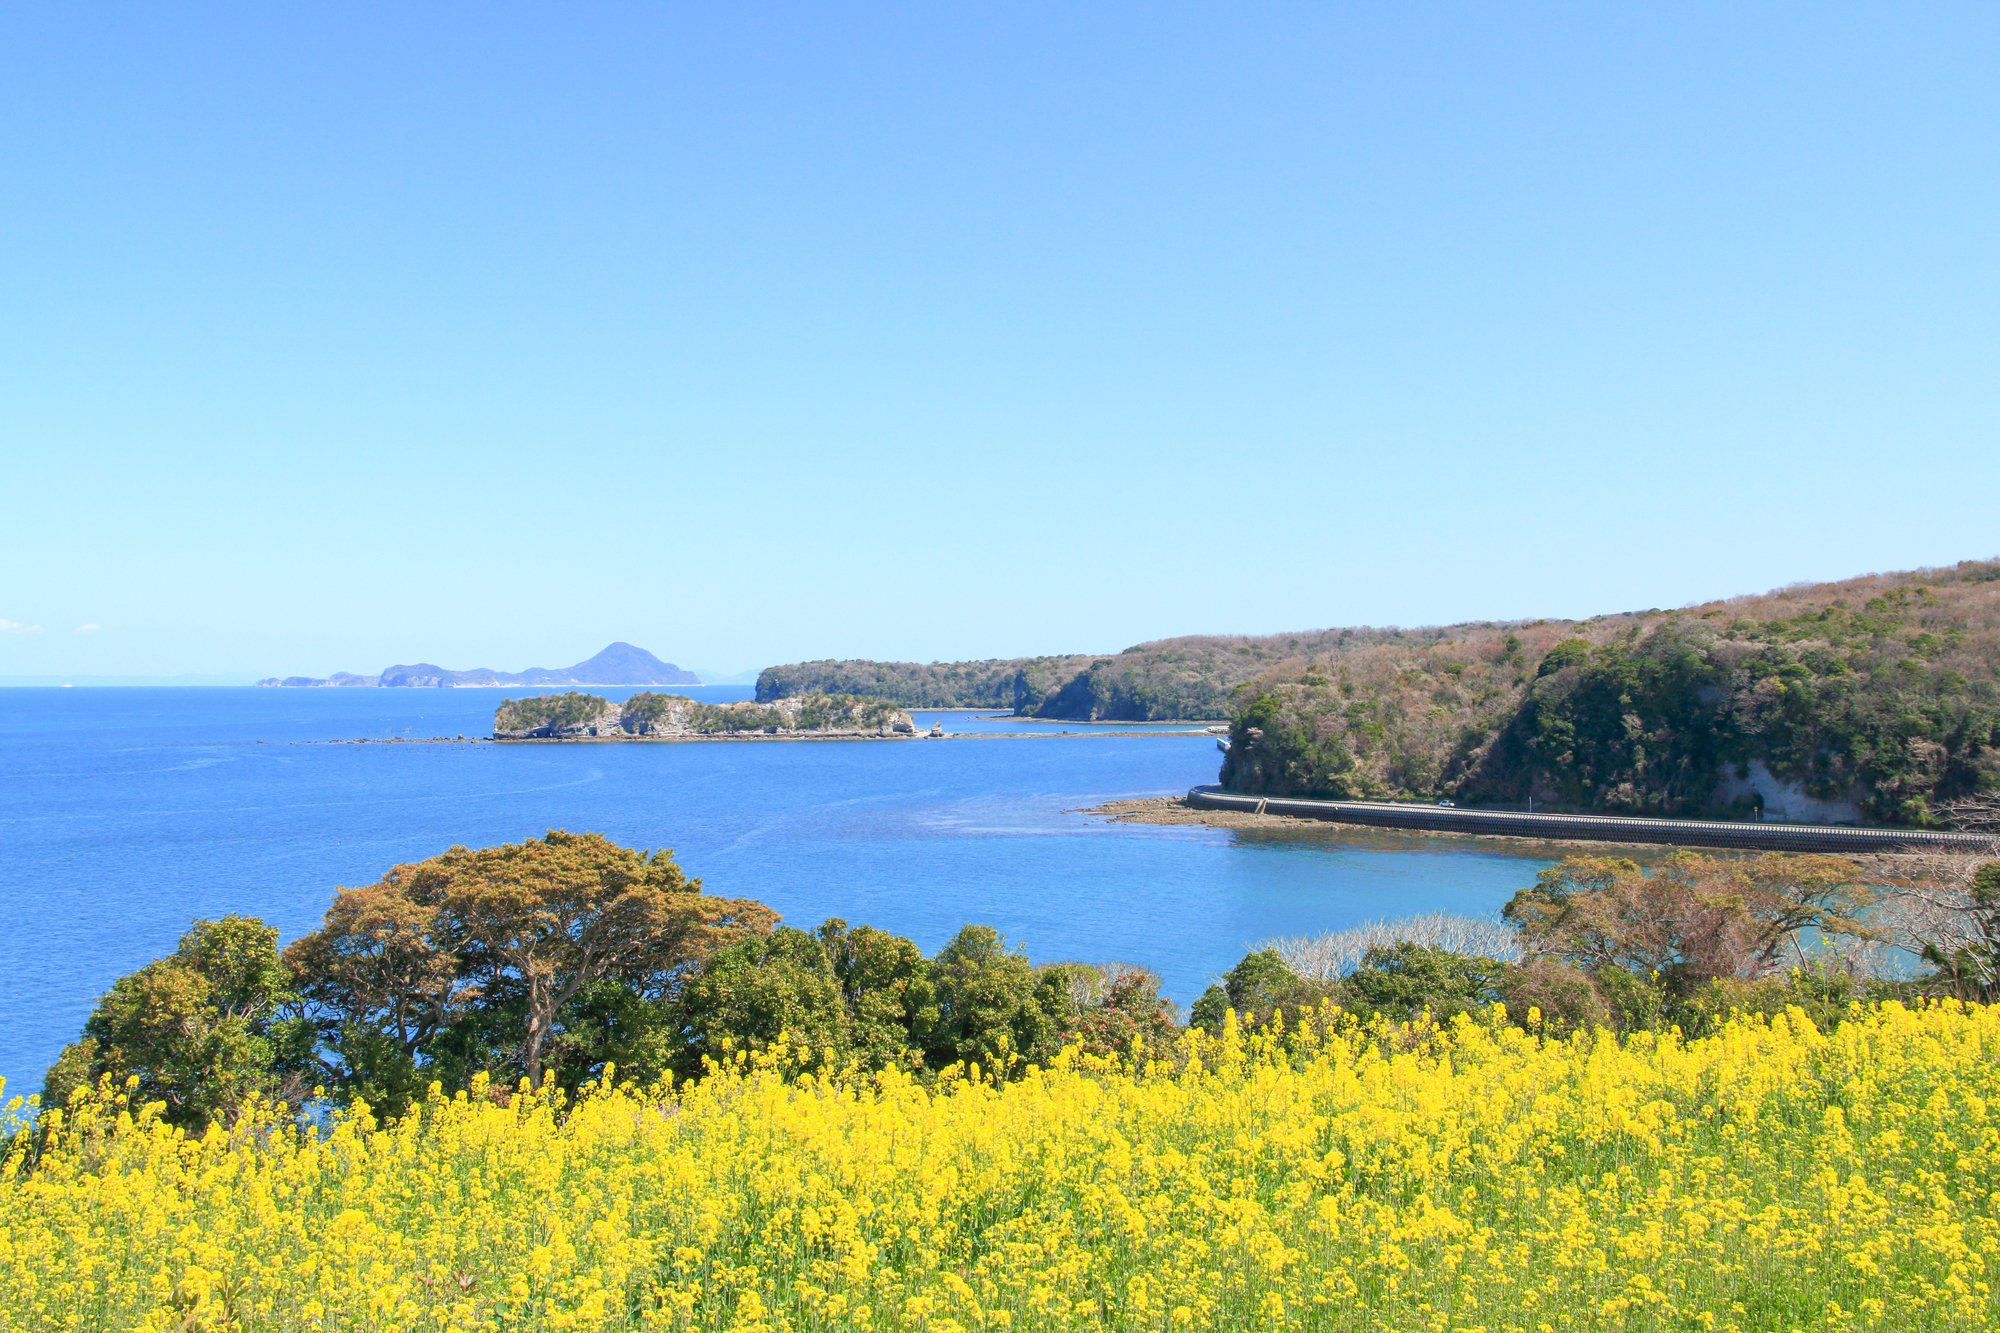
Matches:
[[925, 926, 1057, 1074], [669, 927, 850, 1080], [1191, 948, 1337, 1033], [283, 875, 472, 1114], [816, 919, 934, 1070], [1336, 943, 1507, 1024], [43, 916, 313, 1132]]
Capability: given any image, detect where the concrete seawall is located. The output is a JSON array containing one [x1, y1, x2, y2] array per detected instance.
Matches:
[[1185, 785, 1995, 854]]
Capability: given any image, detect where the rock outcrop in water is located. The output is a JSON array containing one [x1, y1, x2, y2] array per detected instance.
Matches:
[[494, 691, 918, 740]]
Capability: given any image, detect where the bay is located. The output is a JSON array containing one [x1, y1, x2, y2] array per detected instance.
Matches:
[[0, 686, 1549, 1099]]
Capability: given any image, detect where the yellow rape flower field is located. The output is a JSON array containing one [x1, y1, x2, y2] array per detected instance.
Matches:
[[4, 1003, 1998, 1332]]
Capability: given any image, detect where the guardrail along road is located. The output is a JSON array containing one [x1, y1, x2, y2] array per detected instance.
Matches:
[[1185, 785, 1994, 854]]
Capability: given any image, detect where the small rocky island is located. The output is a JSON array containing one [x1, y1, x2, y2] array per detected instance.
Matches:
[[494, 691, 931, 740]]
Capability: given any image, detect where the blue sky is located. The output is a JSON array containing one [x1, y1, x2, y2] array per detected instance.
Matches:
[[4, 3, 1996, 680]]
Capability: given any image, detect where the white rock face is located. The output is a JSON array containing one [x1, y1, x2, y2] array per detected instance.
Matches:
[[1713, 759, 1864, 824]]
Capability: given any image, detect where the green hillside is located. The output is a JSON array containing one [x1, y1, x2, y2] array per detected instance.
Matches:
[[755, 635, 1340, 721], [1221, 560, 2000, 824], [757, 561, 1999, 821]]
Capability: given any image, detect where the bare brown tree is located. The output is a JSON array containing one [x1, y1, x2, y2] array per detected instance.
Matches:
[[1504, 851, 1876, 986], [1939, 791, 2000, 835]]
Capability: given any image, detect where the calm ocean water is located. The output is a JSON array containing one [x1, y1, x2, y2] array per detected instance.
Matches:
[[0, 687, 1551, 1100]]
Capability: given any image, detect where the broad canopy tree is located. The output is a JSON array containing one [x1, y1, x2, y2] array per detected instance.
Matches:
[[285, 830, 776, 1099]]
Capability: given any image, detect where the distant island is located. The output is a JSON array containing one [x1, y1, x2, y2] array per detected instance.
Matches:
[[494, 691, 923, 740], [259, 642, 699, 689]]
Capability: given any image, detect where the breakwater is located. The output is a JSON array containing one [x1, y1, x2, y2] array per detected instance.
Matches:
[[1185, 785, 1994, 854]]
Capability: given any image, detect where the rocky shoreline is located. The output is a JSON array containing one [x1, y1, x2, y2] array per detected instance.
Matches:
[[1077, 795, 1680, 854]]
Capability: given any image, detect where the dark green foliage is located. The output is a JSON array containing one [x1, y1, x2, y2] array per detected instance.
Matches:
[[1188, 986, 1229, 1034], [1220, 948, 1301, 1017], [619, 691, 901, 735], [817, 919, 936, 1070], [43, 916, 315, 1131], [1221, 692, 1365, 798], [1510, 629, 1729, 812], [789, 694, 901, 731], [925, 926, 1062, 1072], [1190, 948, 1338, 1033], [640, 693, 786, 733], [1020, 651, 1239, 722], [1221, 560, 2000, 822], [658, 921, 1176, 1080], [494, 691, 610, 732], [618, 691, 688, 727], [1335, 943, 1508, 1024], [668, 928, 851, 1079], [1537, 639, 1592, 676], [756, 636, 1314, 721], [756, 658, 1098, 711], [545, 979, 684, 1092]]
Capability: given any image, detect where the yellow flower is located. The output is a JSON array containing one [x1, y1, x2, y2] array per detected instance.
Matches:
[[3, 1003, 1996, 1330]]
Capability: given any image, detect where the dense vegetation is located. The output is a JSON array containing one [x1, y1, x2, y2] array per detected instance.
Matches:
[[755, 637, 1313, 719], [758, 562, 2000, 807], [1192, 849, 1893, 1042], [622, 690, 903, 734], [1222, 559, 2000, 823], [34, 833, 1178, 1130], [493, 690, 609, 733], [756, 656, 1091, 710], [12, 831, 2000, 1330], [497, 691, 907, 737], [34, 830, 1996, 1136]]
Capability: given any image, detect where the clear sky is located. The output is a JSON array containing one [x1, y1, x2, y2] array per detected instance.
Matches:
[[4, 4, 1996, 680]]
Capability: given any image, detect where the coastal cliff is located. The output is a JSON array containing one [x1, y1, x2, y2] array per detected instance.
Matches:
[[494, 691, 919, 740]]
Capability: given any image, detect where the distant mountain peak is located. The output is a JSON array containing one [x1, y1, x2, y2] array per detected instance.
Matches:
[[259, 643, 701, 688], [566, 642, 681, 680]]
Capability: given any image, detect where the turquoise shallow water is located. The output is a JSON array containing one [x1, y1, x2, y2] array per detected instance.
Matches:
[[0, 687, 1550, 1099]]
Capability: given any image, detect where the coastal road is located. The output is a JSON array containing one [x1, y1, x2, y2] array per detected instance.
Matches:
[[1185, 785, 1995, 855]]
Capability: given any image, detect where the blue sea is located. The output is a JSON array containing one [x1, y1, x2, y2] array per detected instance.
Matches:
[[0, 687, 1551, 1100]]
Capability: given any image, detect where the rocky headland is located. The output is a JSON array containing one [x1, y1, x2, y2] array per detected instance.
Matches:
[[494, 691, 927, 741]]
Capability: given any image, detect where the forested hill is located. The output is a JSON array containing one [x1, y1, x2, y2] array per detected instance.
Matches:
[[755, 634, 1347, 720], [759, 561, 1999, 822], [1221, 560, 2000, 825]]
